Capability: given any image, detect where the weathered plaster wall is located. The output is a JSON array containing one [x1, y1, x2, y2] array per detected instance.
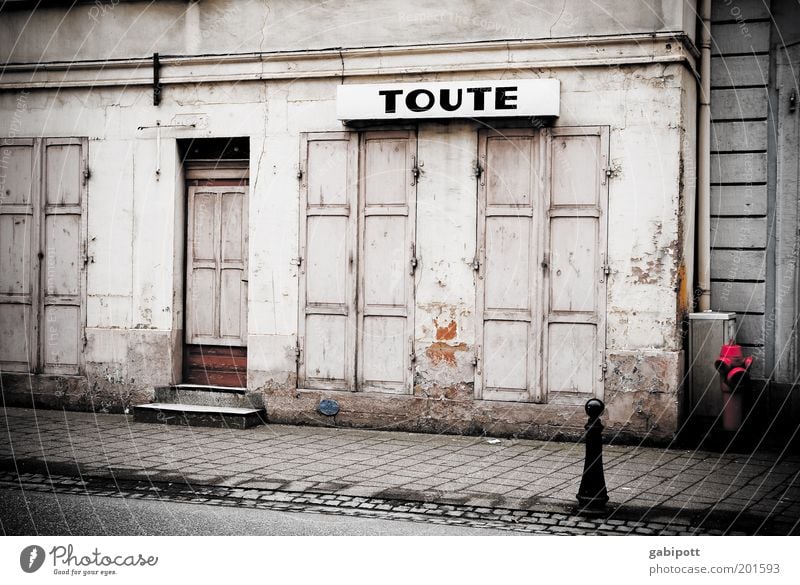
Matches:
[[0, 46, 694, 441], [1, 0, 697, 63]]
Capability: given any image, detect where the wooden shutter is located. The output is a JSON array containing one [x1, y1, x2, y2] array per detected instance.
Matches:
[[475, 129, 543, 402], [357, 131, 417, 394], [298, 132, 358, 390], [40, 138, 88, 374], [544, 127, 608, 402], [0, 139, 40, 373]]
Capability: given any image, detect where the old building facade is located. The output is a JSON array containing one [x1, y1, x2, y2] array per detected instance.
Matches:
[[0, 0, 797, 443]]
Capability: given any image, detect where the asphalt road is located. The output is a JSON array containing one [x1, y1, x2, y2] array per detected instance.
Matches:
[[0, 488, 510, 536]]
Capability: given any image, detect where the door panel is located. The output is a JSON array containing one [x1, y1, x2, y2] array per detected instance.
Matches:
[[43, 214, 81, 295], [550, 217, 597, 313], [484, 216, 532, 311], [361, 315, 406, 388], [486, 137, 534, 206], [186, 184, 248, 346], [544, 127, 608, 403], [476, 129, 540, 402], [43, 305, 79, 368], [0, 214, 32, 295], [306, 215, 349, 305], [298, 133, 358, 391], [364, 139, 409, 205], [45, 144, 82, 205], [363, 216, 407, 307], [0, 141, 38, 373], [41, 138, 86, 375], [219, 269, 244, 338], [0, 305, 33, 368], [483, 320, 530, 394], [190, 268, 216, 337], [304, 314, 348, 382], [547, 322, 596, 394], [358, 131, 416, 394]]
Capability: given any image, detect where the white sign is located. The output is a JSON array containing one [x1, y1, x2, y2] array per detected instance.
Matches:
[[337, 79, 559, 121]]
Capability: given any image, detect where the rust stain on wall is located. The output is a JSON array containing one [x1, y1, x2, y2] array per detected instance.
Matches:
[[426, 342, 468, 366], [676, 262, 689, 315], [434, 319, 457, 341]]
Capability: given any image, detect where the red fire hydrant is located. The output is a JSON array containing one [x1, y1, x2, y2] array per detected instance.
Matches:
[[714, 342, 754, 431]]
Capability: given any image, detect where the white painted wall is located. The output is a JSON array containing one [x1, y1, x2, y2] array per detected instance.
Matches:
[[1, 0, 697, 63], [0, 58, 691, 386], [0, 1, 698, 432]]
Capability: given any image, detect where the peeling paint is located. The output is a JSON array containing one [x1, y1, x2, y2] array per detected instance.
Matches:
[[433, 319, 457, 341], [425, 342, 468, 366], [630, 256, 664, 284]]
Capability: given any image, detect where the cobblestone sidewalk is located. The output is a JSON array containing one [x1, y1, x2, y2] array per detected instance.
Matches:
[[1, 407, 798, 534]]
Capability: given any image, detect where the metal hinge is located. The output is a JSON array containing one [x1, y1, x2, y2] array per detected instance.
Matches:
[[82, 333, 88, 349], [295, 340, 303, 363], [790, 88, 797, 114], [82, 254, 94, 266], [474, 160, 484, 179], [82, 167, 91, 185], [291, 257, 303, 267], [471, 255, 481, 271], [602, 164, 620, 185], [411, 156, 422, 186], [601, 362, 608, 379], [409, 243, 417, 274], [600, 263, 611, 283], [473, 345, 482, 374], [297, 168, 304, 180]]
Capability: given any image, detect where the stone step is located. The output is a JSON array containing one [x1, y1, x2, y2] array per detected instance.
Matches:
[[133, 403, 266, 429], [153, 384, 261, 409]]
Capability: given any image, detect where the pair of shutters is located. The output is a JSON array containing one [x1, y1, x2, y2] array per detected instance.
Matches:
[[0, 138, 87, 375], [475, 127, 608, 403], [298, 131, 416, 394], [298, 127, 607, 402]]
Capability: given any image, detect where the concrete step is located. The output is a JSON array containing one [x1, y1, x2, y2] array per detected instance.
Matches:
[[153, 384, 261, 409], [133, 403, 266, 429]]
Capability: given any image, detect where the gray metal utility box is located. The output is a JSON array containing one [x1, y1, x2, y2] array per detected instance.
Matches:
[[687, 312, 737, 420]]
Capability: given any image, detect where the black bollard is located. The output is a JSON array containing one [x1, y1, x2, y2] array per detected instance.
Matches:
[[576, 398, 609, 513]]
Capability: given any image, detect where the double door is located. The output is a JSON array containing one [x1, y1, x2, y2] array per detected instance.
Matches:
[[475, 127, 608, 403], [298, 131, 417, 394], [0, 138, 87, 376]]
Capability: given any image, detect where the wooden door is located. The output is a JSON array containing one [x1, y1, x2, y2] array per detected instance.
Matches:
[[357, 131, 417, 394], [544, 127, 608, 402], [298, 132, 358, 390], [185, 183, 248, 348], [0, 139, 40, 373], [475, 129, 543, 402]]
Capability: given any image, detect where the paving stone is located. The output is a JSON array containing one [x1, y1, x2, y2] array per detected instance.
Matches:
[[1, 406, 797, 535]]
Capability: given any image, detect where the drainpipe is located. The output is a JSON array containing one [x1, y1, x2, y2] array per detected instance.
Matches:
[[697, 0, 712, 311]]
